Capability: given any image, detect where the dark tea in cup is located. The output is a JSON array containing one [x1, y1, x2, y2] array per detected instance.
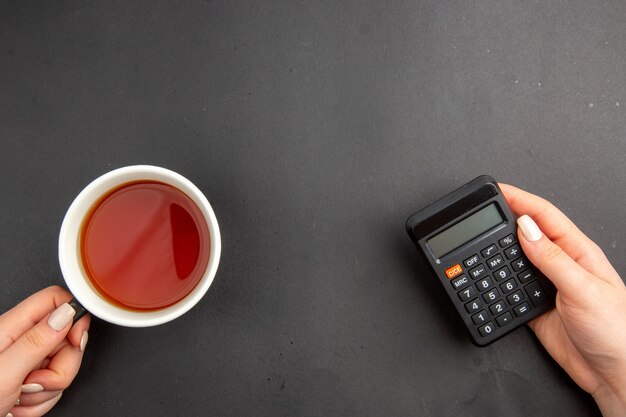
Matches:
[[79, 181, 211, 310]]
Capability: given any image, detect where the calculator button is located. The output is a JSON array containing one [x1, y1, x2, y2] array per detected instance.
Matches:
[[499, 278, 518, 294], [481, 244, 498, 258], [445, 264, 463, 279], [499, 234, 516, 248], [450, 274, 470, 290], [525, 281, 548, 307], [513, 302, 531, 317], [504, 244, 522, 260], [469, 264, 487, 280], [464, 254, 480, 268], [478, 322, 496, 337], [518, 269, 535, 284], [486, 254, 505, 270], [506, 290, 525, 306], [458, 286, 476, 302], [512, 257, 530, 272], [494, 266, 512, 282], [496, 312, 513, 327], [482, 288, 500, 303], [472, 310, 489, 325], [489, 300, 507, 316], [465, 298, 483, 314], [476, 276, 494, 292]]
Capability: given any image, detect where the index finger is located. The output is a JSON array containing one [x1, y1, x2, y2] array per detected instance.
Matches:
[[0, 286, 72, 353], [499, 183, 620, 283]]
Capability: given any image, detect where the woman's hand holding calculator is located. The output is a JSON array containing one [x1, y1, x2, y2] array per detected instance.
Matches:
[[501, 184, 626, 417]]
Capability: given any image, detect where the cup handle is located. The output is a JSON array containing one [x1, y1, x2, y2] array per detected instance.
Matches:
[[68, 297, 88, 324]]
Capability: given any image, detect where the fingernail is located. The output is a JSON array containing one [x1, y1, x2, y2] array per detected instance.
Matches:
[[21, 383, 44, 393], [47, 303, 76, 331], [80, 331, 89, 352], [518, 215, 543, 242], [7, 413, 14, 417]]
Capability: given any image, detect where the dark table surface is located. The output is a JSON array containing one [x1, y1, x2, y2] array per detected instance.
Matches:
[[1, 1, 625, 416]]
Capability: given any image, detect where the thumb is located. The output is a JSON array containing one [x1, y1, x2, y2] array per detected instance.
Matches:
[[0, 303, 76, 381], [516, 215, 591, 299]]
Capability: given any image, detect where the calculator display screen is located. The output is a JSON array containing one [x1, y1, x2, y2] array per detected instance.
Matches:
[[427, 203, 504, 258]]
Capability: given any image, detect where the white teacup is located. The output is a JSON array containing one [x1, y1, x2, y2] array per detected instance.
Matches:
[[58, 165, 221, 327]]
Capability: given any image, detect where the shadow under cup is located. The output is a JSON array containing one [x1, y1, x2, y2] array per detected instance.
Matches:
[[59, 166, 221, 327]]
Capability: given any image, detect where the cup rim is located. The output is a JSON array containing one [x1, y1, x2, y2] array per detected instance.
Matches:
[[58, 165, 221, 327]]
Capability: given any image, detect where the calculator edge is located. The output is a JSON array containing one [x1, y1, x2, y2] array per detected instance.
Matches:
[[405, 175, 499, 241]]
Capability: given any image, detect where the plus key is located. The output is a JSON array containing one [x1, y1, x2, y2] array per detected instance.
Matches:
[[524, 281, 548, 306]]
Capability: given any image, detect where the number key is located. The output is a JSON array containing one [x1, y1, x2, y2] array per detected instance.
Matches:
[[482, 288, 500, 303], [499, 278, 518, 294], [472, 310, 489, 325], [494, 266, 511, 282], [465, 298, 483, 314], [458, 286, 476, 301], [506, 290, 525, 306], [489, 300, 507, 315], [478, 322, 496, 337], [476, 276, 494, 292]]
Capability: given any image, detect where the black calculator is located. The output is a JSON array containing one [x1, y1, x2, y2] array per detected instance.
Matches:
[[406, 175, 555, 346]]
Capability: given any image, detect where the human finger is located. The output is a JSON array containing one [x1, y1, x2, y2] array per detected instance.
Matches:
[[9, 392, 62, 417], [31, 329, 87, 372], [66, 315, 90, 350], [0, 303, 76, 382], [0, 286, 73, 353], [22, 335, 87, 391], [516, 214, 600, 299], [40, 316, 90, 356], [16, 389, 63, 407], [500, 183, 621, 284]]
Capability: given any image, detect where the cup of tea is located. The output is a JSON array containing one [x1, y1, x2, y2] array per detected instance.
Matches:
[[58, 165, 221, 327]]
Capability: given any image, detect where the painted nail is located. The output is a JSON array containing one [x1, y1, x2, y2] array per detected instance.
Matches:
[[80, 331, 89, 352], [21, 383, 44, 393], [47, 303, 76, 331], [517, 215, 543, 242]]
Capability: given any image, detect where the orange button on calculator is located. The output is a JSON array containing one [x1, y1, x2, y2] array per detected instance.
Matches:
[[445, 264, 463, 279]]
